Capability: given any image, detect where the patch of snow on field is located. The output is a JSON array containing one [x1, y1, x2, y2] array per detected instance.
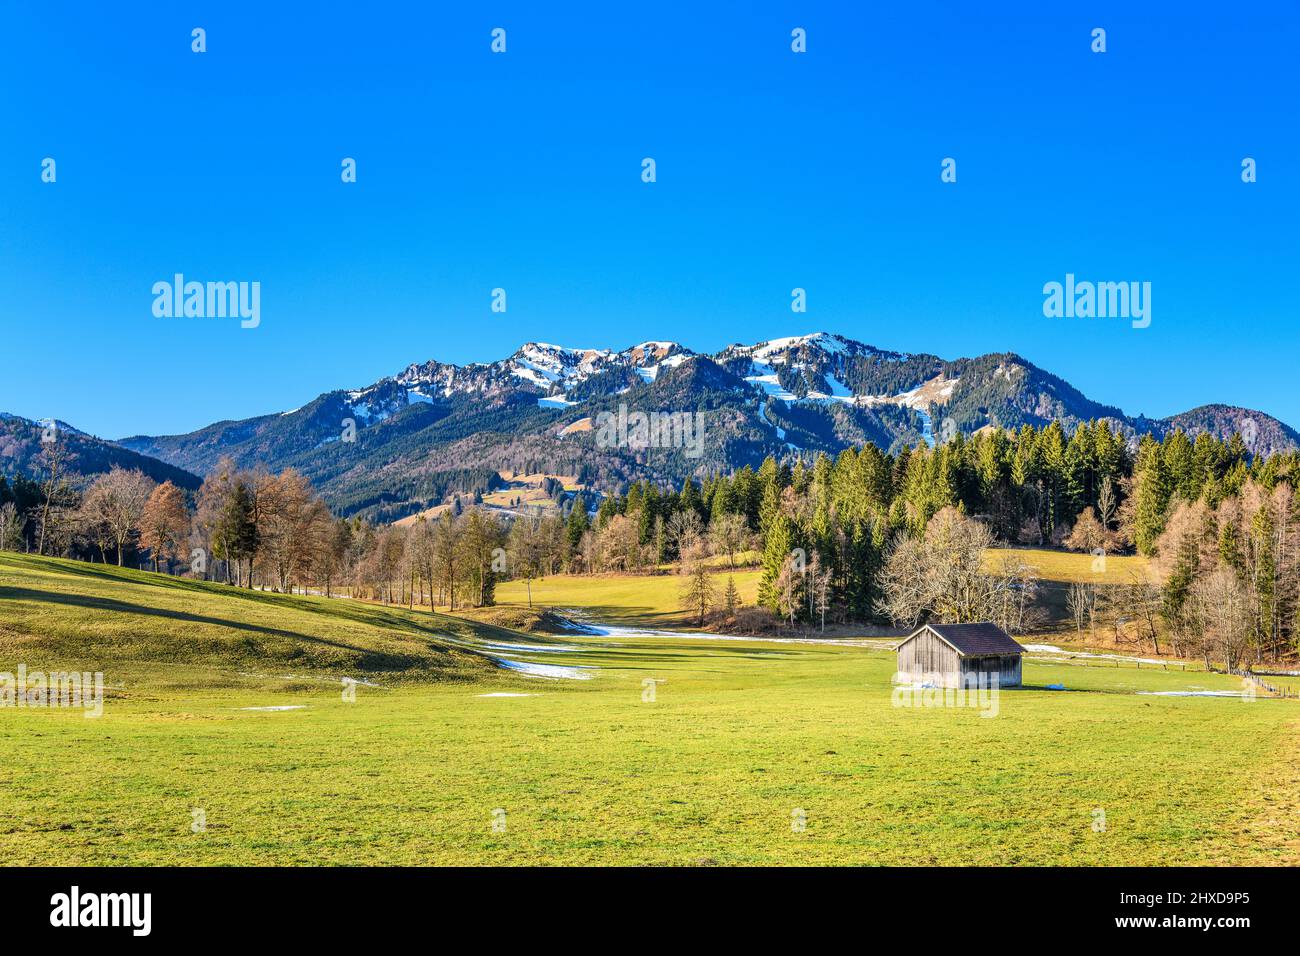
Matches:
[[1026, 646, 1168, 666], [484, 642, 580, 653], [575, 622, 888, 648], [273, 674, 384, 688], [238, 671, 382, 688], [1137, 691, 1251, 698], [239, 705, 307, 711], [493, 658, 594, 680]]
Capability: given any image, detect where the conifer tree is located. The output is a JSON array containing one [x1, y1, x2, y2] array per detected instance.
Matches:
[[723, 575, 740, 618], [565, 494, 589, 555], [1133, 436, 1172, 555], [759, 512, 794, 612]]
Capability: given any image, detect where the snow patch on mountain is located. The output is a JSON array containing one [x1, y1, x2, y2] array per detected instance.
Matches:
[[0, 413, 88, 436], [744, 362, 799, 402], [633, 353, 687, 383], [748, 332, 854, 361]]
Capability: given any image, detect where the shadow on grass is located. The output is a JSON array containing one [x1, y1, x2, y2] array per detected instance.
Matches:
[[0, 584, 402, 658], [3, 554, 484, 641], [509, 602, 690, 629]]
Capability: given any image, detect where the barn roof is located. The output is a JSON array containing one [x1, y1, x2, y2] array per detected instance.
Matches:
[[909, 623, 1024, 656]]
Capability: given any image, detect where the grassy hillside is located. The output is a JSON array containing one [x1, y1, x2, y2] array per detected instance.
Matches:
[[1, 551, 1296, 866], [985, 546, 1150, 584], [0, 553, 503, 683], [495, 568, 762, 627]]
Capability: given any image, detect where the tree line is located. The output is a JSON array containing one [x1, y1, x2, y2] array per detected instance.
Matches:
[[4, 420, 1299, 662], [0, 448, 512, 610]]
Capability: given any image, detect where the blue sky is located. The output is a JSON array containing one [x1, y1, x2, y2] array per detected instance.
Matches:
[[1, 2, 1296, 438]]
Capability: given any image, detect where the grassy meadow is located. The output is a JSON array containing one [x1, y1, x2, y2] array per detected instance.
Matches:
[[496, 567, 761, 627], [492, 546, 1144, 632], [985, 546, 1150, 583], [1, 552, 1296, 866]]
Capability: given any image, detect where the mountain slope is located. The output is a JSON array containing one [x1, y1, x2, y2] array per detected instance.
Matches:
[[114, 331, 1297, 519], [1161, 404, 1300, 457], [0, 413, 201, 490]]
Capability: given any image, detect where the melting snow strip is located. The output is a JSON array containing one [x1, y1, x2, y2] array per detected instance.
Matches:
[[572, 622, 887, 647], [492, 658, 594, 680], [237, 671, 384, 687], [484, 642, 580, 653], [1024, 644, 1169, 666], [277, 674, 385, 687], [239, 705, 308, 711]]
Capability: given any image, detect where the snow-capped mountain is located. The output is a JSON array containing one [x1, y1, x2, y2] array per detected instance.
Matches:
[[112, 331, 1298, 520], [363, 341, 695, 413], [337, 332, 927, 429], [0, 412, 89, 437]]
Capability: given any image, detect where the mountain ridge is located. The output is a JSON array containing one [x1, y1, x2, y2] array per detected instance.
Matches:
[[0, 413, 202, 491], [100, 331, 1297, 520], [6, 332, 1289, 520]]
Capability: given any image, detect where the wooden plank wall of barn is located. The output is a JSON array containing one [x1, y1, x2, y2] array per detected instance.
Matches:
[[898, 630, 959, 679]]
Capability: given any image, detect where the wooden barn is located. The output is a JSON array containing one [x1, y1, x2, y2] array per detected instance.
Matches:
[[895, 622, 1024, 689]]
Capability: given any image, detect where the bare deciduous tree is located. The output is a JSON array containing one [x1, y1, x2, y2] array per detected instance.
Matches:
[[879, 507, 1039, 633], [1066, 581, 1094, 635], [1190, 565, 1253, 670], [35, 438, 68, 557], [81, 467, 155, 566], [708, 513, 749, 569], [667, 509, 703, 561]]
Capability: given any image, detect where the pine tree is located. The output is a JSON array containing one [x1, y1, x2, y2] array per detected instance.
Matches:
[[723, 575, 740, 618], [758, 474, 783, 537], [1163, 430, 1197, 502], [679, 477, 702, 520], [214, 481, 258, 586], [679, 560, 716, 626], [565, 495, 589, 556], [1250, 504, 1277, 656], [1132, 436, 1171, 555], [759, 512, 794, 612]]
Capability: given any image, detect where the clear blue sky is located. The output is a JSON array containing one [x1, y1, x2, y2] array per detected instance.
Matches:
[[1, 2, 1296, 438]]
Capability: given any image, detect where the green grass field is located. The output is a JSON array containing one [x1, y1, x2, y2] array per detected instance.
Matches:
[[496, 568, 762, 627], [1, 552, 1296, 866], [985, 546, 1150, 583], [494, 547, 1143, 633]]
